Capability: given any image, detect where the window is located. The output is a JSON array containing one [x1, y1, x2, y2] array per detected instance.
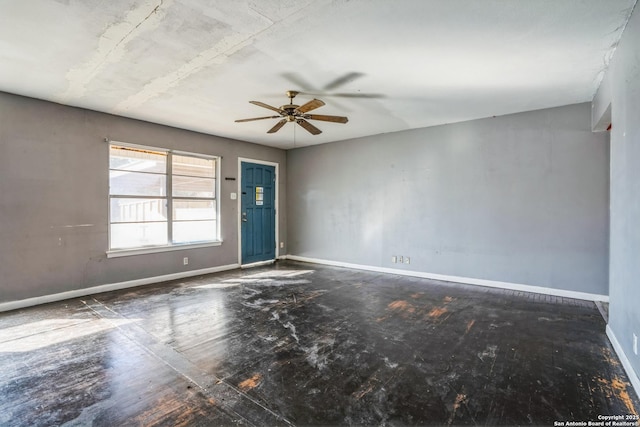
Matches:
[[108, 143, 219, 253]]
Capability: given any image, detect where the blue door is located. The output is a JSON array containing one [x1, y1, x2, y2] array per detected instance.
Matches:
[[241, 162, 276, 264]]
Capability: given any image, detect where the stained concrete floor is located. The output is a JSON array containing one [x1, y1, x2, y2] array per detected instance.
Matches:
[[0, 260, 638, 426]]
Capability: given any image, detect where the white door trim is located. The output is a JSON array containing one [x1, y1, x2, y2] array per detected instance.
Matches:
[[237, 158, 280, 266]]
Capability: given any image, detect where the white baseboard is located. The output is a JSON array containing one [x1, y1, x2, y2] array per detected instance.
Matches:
[[606, 325, 640, 400], [285, 255, 609, 302], [0, 263, 240, 313]]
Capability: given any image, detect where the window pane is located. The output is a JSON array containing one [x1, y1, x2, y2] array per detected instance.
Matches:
[[172, 155, 215, 178], [110, 170, 166, 196], [108, 146, 220, 250], [173, 221, 216, 244], [173, 176, 215, 198], [110, 222, 168, 249], [173, 200, 215, 221], [109, 145, 166, 173], [110, 198, 167, 223]]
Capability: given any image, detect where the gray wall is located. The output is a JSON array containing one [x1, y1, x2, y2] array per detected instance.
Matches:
[[0, 91, 286, 303], [287, 103, 609, 295], [603, 2, 640, 386]]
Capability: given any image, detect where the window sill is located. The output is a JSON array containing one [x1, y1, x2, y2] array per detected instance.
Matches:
[[106, 241, 223, 258]]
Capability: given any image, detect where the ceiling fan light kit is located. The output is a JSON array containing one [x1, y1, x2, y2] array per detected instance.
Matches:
[[235, 90, 348, 135]]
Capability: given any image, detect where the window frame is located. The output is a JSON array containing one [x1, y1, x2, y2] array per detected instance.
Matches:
[[106, 142, 222, 258]]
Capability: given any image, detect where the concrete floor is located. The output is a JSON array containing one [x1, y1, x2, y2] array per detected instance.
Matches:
[[0, 260, 638, 426]]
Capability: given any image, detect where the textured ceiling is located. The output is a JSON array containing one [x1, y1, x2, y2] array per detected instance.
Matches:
[[0, 0, 636, 149]]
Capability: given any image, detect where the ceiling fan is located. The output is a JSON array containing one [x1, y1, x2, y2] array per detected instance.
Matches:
[[235, 90, 348, 135]]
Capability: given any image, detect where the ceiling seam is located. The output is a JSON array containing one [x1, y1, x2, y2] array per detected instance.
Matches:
[[112, 1, 333, 114], [591, 0, 639, 99], [57, 0, 172, 103]]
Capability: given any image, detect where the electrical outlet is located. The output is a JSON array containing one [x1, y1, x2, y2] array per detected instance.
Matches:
[[405, 256, 410, 264], [398, 256, 403, 263], [634, 333, 638, 355], [183, 257, 189, 265], [391, 256, 397, 263], [280, 242, 284, 249]]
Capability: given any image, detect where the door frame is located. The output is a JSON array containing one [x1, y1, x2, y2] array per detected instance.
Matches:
[[237, 158, 280, 266]]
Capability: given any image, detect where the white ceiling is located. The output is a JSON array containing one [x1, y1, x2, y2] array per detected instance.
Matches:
[[0, 0, 636, 149]]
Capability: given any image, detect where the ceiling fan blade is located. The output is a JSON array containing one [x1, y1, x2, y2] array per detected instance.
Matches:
[[267, 119, 287, 134], [329, 92, 386, 99], [249, 101, 283, 114], [281, 72, 314, 90], [322, 72, 365, 91], [296, 98, 325, 113], [296, 119, 322, 135], [235, 115, 281, 123], [305, 114, 348, 124]]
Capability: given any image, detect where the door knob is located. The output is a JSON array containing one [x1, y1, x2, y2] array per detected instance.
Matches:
[[241, 212, 248, 222]]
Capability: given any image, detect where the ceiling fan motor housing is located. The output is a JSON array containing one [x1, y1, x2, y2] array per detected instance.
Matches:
[[282, 105, 300, 114]]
